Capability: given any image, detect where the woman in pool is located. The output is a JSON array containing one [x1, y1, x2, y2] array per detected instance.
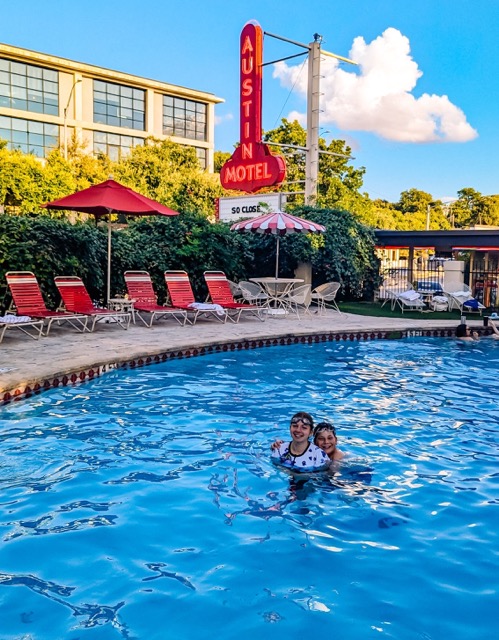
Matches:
[[271, 411, 329, 472], [455, 323, 479, 341]]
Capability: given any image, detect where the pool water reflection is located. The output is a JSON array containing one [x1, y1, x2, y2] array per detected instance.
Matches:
[[0, 338, 498, 639]]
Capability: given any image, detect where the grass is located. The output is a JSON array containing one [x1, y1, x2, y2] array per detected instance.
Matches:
[[337, 301, 482, 321]]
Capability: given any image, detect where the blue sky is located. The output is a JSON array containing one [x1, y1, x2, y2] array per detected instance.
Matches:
[[2, 0, 497, 203]]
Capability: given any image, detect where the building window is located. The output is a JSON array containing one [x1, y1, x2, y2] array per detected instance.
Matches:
[[93, 80, 145, 131], [0, 115, 58, 157], [195, 147, 207, 169], [0, 58, 59, 116], [163, 95, 207, 142], [93, 130, 144, 161]]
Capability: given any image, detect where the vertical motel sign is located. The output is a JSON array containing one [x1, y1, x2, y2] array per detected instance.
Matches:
[[220, 21, 286, 193]]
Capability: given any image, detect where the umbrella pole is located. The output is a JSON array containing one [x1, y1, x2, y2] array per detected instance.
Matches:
[[107, 217, 111, 307], [275, 235, 280, 279]]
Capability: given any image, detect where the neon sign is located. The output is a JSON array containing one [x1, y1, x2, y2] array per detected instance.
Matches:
[[220, 21, 286, 193]]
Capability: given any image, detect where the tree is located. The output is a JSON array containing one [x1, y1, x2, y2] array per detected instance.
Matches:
[[261, 119, 368, 214], [395, 188, 451, 230]]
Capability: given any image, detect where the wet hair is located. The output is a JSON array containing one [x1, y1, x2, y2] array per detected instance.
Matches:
[[456, 323, 469, 338], [290, 411, 314, 429], [313, 422, 337, 444]]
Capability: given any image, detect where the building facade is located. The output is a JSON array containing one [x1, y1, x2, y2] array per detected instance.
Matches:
[[0, 43, 223, 170]]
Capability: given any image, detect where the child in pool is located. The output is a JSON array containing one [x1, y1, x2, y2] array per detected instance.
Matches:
[[271, 411, 329, 472], [312, 421, 345, 462]]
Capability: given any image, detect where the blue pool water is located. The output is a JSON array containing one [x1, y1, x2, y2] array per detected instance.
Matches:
[[0, 337, 498, 639]]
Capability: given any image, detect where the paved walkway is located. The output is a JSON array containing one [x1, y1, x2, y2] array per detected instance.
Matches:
[[1, 309, 475, 398]]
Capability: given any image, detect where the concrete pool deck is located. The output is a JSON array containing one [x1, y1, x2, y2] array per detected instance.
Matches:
[[0, 310, 481, 403]]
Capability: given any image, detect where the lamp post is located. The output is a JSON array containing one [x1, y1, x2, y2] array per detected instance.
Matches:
[[63, 78, 82, 160]]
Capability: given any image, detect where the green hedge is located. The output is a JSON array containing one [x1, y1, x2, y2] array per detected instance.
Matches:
[[0, 209, 380, 311]]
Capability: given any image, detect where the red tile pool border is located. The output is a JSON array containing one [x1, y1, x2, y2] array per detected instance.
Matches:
[[0, 327, 457, 406]]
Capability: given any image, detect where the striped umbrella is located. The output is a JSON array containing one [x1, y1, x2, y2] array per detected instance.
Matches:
[[231, 211, 326, 278]]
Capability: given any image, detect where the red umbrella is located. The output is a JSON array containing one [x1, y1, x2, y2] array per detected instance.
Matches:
[[231, 211, 326, 278], [43, 179, 179, 303]]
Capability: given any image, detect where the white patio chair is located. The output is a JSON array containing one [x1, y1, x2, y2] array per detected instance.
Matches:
[[284, 284, 312, 319], [311, 282, 341, 314], [238, 281, 269, 306]]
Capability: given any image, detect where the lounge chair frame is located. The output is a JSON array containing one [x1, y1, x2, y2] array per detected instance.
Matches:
[[5, 271, 89, 335], [204, 271, 265, 323], [124, 271, 187, 327], [54, 276, 131, 331], [0, 315, 44, 344]]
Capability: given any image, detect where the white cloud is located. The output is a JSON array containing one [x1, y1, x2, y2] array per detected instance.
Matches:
[[272, 27, 477, 143], [214, 113, 234, 126]]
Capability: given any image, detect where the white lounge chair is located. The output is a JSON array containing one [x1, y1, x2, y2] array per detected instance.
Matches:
[[386, 285, 427, 313], [443, 284, 485, 315]]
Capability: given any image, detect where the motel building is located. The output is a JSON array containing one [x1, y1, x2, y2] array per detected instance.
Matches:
[[0, 42, 223, 171]]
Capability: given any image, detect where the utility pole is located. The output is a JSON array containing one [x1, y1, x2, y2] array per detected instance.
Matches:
[[305, 35, 321, 206]]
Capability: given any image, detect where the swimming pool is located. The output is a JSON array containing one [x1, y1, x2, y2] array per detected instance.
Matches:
[[0, 337, 497, 639]]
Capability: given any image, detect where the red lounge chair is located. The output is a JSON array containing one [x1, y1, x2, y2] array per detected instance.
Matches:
[[0, 314, 44, 344], [203, 271, 265, 323], [164, 270, 227, 324], [5, 271, 89, 335], [124, 271, 187, 327], [54, 276, 131, 331]]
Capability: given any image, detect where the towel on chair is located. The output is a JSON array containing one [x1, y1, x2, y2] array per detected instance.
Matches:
[[0, 315, 33, 324], [399, 290, 421, 301], [187, 302, 225, 316]]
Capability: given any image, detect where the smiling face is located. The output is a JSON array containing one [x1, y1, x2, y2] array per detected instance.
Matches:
[[314, 430, 337, 457], [289, 416, 312, 445]]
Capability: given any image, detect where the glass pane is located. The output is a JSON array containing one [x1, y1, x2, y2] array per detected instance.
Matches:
[[27, 65, 42, 78], [44, 104, 59, 116], [133, 137, 143, 146], [44, 124, 59, 136], [0, 115, 10, 127], [42, 68, 57, 82], [45, 135, 59, 149], [108, 116, 120, 127], [94, 101, 107, 115], [94, 113, 106, 124], [163, 105, 173, 117], [29, 133, 44, 146], [94, 91, 106, 103], [0, 128, 11, 141], [107, 105, 119, 117], [174, 97, 184, 108], [11, 74, 26, 87], [27, 90, 43, 102], [16, 143, 29, 153], [121, 86, 132, 98], [195, 130, 205, 141], [163, 95, 173, 106], [121, 96, 132, 108], [44, 95, 58, 107], [27, 77, 42, 90], [11, 99, 27, 110], [12, 85, 27, 99], [108, 133, 119, 145], [28, 101, 43, 113], [108, 146, 119, 161], [0, 70, 9, 83], [43, 80, 58, 93], [11, 118, 26, 131], [0, 83, 10, 97], [107, 83, 119, 95], [12, 130, 28, 143], [94, 130, 106, 143], [30, 145, 43, 157], [132, 120, 143, 130], [107, 94, 120, 106], [0, 59, 9, 71], [132, 88, 144, 100], [133, 110, 144, 123], [11, 62, 27, 75], [163, 125, 173, 135], [28, 120, 43, 133], [185, 100, 195, 112], [0, 96, 9, 107], [94, 142, 107, 154], [120, 107, 133, 120], [121, 135, 132, 146], [94, 80, 106, 92]]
